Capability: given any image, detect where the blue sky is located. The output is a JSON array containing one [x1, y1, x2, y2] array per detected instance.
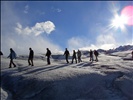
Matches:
[[1, 1, 133, 55]]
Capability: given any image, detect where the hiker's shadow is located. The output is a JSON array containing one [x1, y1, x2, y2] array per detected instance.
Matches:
[[82, 61, 97, 67], [24, 64, 69, 75], [35, 64, 69, 75]]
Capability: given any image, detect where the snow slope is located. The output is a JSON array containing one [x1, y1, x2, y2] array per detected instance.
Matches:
[[1, 51, 133, 100]]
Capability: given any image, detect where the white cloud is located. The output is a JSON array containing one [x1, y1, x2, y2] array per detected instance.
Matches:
[[79, 44, 98, 51], [24, 5, 29, 14], [99, 44, 116, 50], [1, 36, 17, 56], [67, 37, 91, 51], [95, 33, 117, 50], [15, 21, 55, 36], [67, 33, 118, 51], [40, 21, 55, 34], [96, 33, 116, 45], [16, 22, 22, 29], [56, 8, 61, 12], [1, 34, 62, 56], [17, 36, 61, 54], [12, 21, 60, 55], [15, 23, 22, 35], [51, 7, 62, 13]]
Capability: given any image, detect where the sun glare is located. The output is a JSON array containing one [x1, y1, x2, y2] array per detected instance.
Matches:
[[108, 5, 133, 32], [111, 14, 127, 29]]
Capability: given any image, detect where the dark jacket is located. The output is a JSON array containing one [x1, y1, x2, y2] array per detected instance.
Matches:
[[90, 50, 93, 57], [8, 50, 17, 59], [72, 51, 77, 58], [46, 50, 51, 57], [29, 50, 34, 59], [77, 50, 81, 57], [64, 50, 69, 56], [94, 50, 99, 56]]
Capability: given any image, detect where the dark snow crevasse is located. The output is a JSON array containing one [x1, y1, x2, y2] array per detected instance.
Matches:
[[74, 71, 129, 100], [104, 70, 133, 100], [104, 71, 124, 89], [92, 71, 126, 100], [114, 75, 133, 100]]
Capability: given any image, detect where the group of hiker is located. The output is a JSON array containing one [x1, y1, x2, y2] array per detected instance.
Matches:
[[64, 48, 99, 64], [0, 48, 100, 68], [64, 48, 83, 64], [6, 48, 52, 68], [1, 48, 133, 68], [90, 49, 99, 62]]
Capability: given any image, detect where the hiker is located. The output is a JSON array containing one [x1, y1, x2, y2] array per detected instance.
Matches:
[[89, 49, 93, 62], [77, 49, 82, 63], [94, 50, 99, 62], [71, 50, 77, 63], [46, 48, 51, 65], [28, 48, 34, 66], [8, 48, 17, 68], [64, 48, 70, 63]]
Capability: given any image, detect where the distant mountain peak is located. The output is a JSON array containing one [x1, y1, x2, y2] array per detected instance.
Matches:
[[98, 45, 133, 53]]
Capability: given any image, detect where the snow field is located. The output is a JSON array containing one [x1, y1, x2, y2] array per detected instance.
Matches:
[[1, 51, 133, 100]]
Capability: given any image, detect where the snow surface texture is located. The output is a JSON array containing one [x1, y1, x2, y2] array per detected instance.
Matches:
[[1, 50, 133, 100]]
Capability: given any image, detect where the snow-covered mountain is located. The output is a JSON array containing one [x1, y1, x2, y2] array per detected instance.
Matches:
[[1, 47, 133, 100], [105, 45, 133, 54], [80, 45, 133, 55]]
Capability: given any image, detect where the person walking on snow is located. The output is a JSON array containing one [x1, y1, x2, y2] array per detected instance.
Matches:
[[71, 50, 77, 63], [8, 48, 17, 68], [46, 48, 51, 65], [94, 50, 99, 62], [77, 49, 82, 63], [90, 49, 94, 62], [28, 48, 34, 66], [64, 48, 70, 63]]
